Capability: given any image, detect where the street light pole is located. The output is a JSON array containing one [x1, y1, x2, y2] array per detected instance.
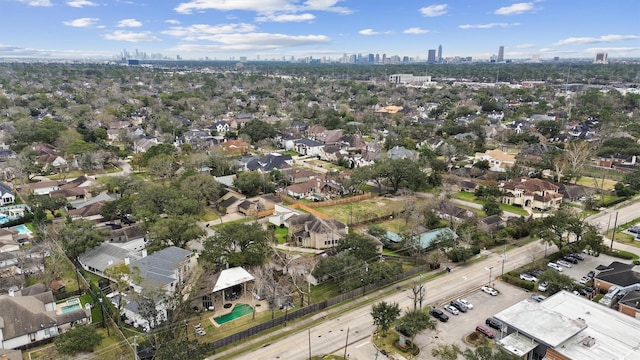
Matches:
[[488, 266, 494, 286]]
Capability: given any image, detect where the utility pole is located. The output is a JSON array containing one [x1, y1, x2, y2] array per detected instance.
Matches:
[[185, 320, 188, 341], [308, 328, 312, 360], [610, 211, 619, 250], [501, 245, 507, 279], [343, 327, 350, 359]]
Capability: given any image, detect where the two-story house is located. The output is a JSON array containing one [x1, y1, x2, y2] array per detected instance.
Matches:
[[474, 149, 515, 172], [501, 178, 563, 211], [286, 214, 348, 249]]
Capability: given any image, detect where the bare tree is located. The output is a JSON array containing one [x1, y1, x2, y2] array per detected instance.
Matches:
[[408, 279, 426, 310], [565, 141, 593, 183]]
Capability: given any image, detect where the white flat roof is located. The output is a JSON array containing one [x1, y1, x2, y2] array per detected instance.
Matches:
[[213, 267, 255, 292], [498, 333, 539, 357]]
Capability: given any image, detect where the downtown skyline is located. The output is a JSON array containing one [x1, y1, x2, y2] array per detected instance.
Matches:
[[1, 0, 639, 61]]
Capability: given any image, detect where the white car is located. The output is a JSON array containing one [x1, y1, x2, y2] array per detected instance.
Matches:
[[457, 298, 474, 310], [548, 262, 563, 272], [556, 260, 572, 268], [538, 282, 548, 292], [579, 276, 591, 284], [443, 305, 460, 315], [520, 273, 537, 282], [481, 286, 498, 296]]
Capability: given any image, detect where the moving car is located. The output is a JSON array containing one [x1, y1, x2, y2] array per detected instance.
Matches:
[[556, 260, 572, 268], [457, 298, 474, 310], [450, 300, 468, 313], [475, 325, 495, 339], [430, 308, 449, 322], [485, 317, 502, 331], [481, 286, 498, 296], [548, 262, 563, 272], [520, 273, 537, 282], [444, 305, 460, 315]]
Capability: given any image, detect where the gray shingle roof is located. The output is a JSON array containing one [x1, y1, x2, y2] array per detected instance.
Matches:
[[78, 242, 140, 273], [129, 246, 192, 289]]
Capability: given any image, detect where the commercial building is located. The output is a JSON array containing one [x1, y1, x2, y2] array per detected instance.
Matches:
[[494, 291, 640, 359], [497, 46, 505, 62], [427, 49, 436, 63], [388, 74, 432, 85]]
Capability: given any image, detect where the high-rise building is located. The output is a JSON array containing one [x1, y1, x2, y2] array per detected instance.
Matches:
[[497, 46, 504, 62], [437, 45, 442, 62], [427, 49, 436, 63], [594, 52, 608, 64]]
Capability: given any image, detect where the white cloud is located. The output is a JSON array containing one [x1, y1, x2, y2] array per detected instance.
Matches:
[[420, 4, 447, 17], [162, 23, 256, 39], [104, 30, 161, 42], [165, 19, 181, 25], [63, 18, 99, 27], [358, 29, 379, 36], [459, 23, 520, 29], [66, 0, 98, 7], [584, 47, 640, 54], [168, 33, 330, 52], [554, 34, 640, 46], [256, 13, 315, 22], [19, 0, 52, 6], [403, 27, 429, 34], [117, 19, 143, 28], [174, 0, 352, 15], [494, 2, 536, 15], [516, 43, 535, 49]]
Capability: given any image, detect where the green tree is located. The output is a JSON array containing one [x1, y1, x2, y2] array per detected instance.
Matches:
[[180, 172, 223, 207], [336, 233, 379, 262], [371, 301, 401, 336], [537, 269, 577, 295], [234, 171, 271, 197], [54, 325, 103, 355], [482, 197, 503, 216], [57, 219, 108, 260], [462, 345, 520, 360], [142, 144, 178, 165], [431, 344, 462, 360], [395, 309, 437, 345], [148, 215, 205, 248], [202, 222, 273, 267], [238, 120, 277, 143]]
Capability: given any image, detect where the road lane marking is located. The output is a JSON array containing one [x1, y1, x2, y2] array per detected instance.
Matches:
[[355, 341, 370, 348]]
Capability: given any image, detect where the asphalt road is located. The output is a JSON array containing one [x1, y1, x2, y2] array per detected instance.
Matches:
[[221, 241, 557, 360], [586, 200, 640, 234]]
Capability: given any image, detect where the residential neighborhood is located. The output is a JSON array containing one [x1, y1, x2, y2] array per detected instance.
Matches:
[[0, 59, 638, 360]]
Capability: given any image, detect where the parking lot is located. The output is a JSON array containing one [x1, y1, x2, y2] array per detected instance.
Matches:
[[415, 282, 530, 356], [547, 252, 630, 284]]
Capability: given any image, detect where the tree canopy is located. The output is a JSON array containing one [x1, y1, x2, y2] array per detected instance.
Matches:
[[54, 324, 103, 355], [202, 222, 273, 267]]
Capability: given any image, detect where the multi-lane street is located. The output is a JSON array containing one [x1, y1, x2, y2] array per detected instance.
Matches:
[[219, 241, 555, 360]]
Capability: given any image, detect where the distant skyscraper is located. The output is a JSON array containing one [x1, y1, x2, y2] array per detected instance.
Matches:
[[437, 45, 442, 62], [594, 52, 608, 64], [427, 49, 436, 63], [497, 46, 504, 62]]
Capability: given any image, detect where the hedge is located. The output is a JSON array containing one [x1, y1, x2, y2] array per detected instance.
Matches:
[[603, 248, 639, 260], [501, 274, 535, 291]]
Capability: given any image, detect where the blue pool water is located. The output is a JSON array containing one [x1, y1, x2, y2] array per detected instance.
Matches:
[[0, 216, 8, 225], [14, 225, 31, 235], [61, 304, 81, 313]]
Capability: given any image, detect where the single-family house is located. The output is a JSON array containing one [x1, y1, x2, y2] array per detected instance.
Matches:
[[283, 168, 318, 184], [501, 178, 563, 211], [127, 246, 195, 296], [0, 182, 15, 206], [217, 139, 250, 155], [245, 153, 293, 173], [31, 144, 69, 173], [133, 136, 159, 154], [474, 149, 516, 172], [0, 229, 20, 254], [0, 283, 91, 350], [286, 214, 348, 249], [387, 146, 418, 161], [434, 202, 474, 223], [294, 138, 324, 157], [210, 121, 230, 134]]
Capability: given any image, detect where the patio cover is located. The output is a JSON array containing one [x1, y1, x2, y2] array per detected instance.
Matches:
[[212, 267, 255, 292]]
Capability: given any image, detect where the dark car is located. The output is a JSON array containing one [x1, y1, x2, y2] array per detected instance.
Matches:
[[563, 256, 579, 264], [530, 269, 544, 277], [587, 270, 596, 278], [570, 253, 585, 261], [450, 300, 468, 313], [485, 317, 503, 331], [430, 308, 449, 322], [475, 325, 495, 339]]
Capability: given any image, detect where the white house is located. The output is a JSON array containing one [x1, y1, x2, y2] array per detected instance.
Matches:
[[0, 183, 15, 206], [0, 284, 91, 350]]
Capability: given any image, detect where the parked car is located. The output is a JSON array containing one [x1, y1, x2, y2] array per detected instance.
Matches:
[[531, 294, 547, 302], [563, 256, 579, 264], [548, 262, 563, 272], [481, 286, 498, 296], [538, 282, 548, 292], [457, 298, 474, 310], [444, 305, 460, 315], [556, 260, 572, 268], [485, 317, 503, 331], [450, 300, 468, 313], [628, 225, 640, 234], [579, 276, 591, 284], [570, 253, 585, 261], [475, 325, 495, 339], [430, 308, 449, 322], [520, 273, 537, 282], [530, 269, 544, 277], [587, 270, 596, 278]]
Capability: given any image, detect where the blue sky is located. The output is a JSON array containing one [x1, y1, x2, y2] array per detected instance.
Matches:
[[1, 0, 639, 60]]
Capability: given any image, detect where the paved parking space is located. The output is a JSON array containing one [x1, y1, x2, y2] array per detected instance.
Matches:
[[415, 282, 530, 357], [548, 253, 630, 282]]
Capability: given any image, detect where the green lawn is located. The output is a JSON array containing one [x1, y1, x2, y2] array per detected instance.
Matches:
[[316, 198, 409, 224], [576, 176, 617, 191], [274, 227, 288, 244], [452, 191, 528, 216], [199, 208, 221, 222]]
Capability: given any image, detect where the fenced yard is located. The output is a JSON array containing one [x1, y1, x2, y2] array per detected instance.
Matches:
[[315, 197, 412, 225]]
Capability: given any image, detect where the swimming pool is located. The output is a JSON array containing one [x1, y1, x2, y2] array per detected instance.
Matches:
[[14, 224, 31, 235], [60, 298, 82, 314], [214, 304, 253, 325]]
